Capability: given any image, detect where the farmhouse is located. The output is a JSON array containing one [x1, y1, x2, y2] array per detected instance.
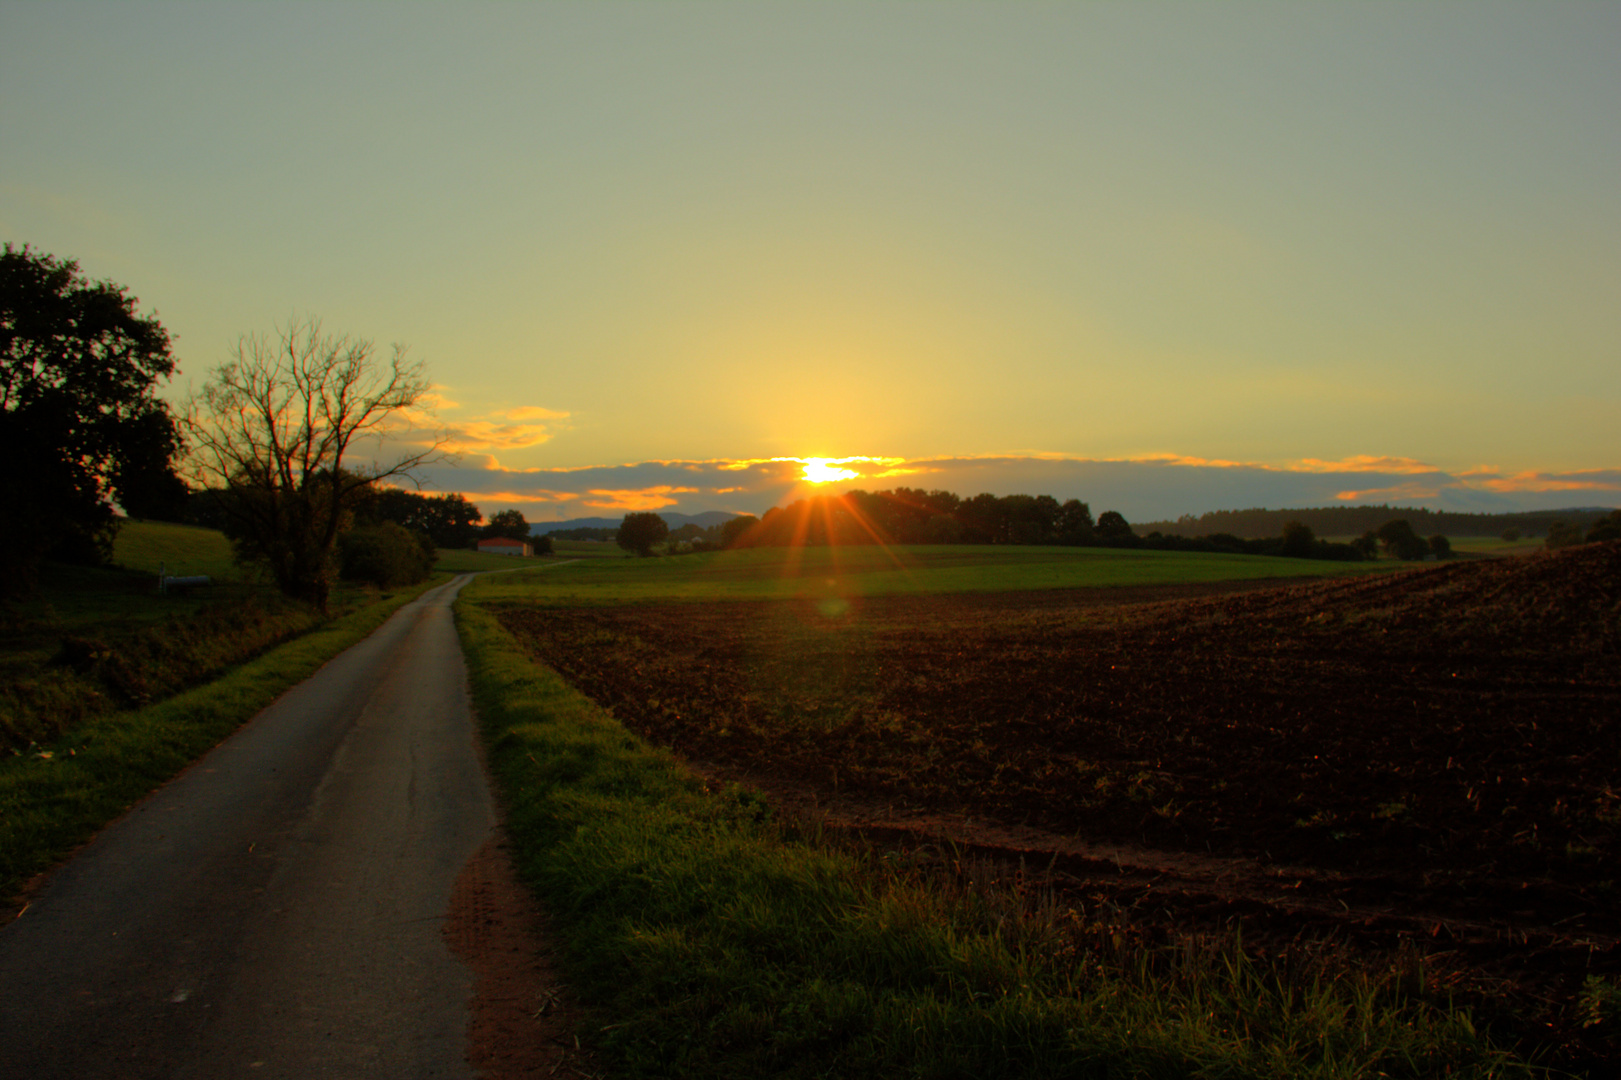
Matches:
[[477, 537, 533, 557]]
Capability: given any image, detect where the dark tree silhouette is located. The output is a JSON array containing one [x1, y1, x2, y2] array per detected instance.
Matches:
[[617, 511, 669, 556], [483, 508, 530, 541], [1376, 519, 1428, 561], [1, 244, 184, 588]]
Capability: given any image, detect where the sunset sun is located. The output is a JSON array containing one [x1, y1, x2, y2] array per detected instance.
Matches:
[[801, 458, 860, 484]]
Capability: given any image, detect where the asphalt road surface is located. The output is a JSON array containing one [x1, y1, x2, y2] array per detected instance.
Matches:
[[0, 574, 498, 1079]]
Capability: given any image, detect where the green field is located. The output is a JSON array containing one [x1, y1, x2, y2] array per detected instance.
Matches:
[[473, 542, 1401, 608]]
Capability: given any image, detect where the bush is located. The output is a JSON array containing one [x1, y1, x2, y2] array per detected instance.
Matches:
[[1545, 521, 1586, 550], [1586, 511, 1621, 544], [339, 522, 434, 587], [1377, 519, 1429, 561]]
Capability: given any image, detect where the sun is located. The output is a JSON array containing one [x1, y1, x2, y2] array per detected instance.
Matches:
[[801, 458, 860, 484]]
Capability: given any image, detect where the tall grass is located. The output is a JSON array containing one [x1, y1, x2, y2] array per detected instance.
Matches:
[[457, 596, 1538, 1079]]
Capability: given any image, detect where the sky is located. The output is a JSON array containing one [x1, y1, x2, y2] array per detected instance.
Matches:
[[3, 2, 1617, 523]]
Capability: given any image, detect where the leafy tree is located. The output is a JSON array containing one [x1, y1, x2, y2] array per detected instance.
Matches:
[[1, 244, 184, 588], [617, 511, 669, 556], [1428, 534, 1452, 559], [1351, 530, 1380, 559], [1280, 521, 1316, 558], [720, 514, 758, 548], [483, 508, 530, 542], [339, 521, 435, 587], [1586, 511, 1621, 544], [183, 317, 442, 612], [1376, 519, 1428, 561], [356, 487, 483, 548], [1056, 499, 1095, 545], [1095, 510, 1137, 546], [1545, 521, 1585, 550], [1500, 527, 1521, 543]]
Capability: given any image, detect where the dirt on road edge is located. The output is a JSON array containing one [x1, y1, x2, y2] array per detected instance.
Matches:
[[444, 830, 599, 1079]]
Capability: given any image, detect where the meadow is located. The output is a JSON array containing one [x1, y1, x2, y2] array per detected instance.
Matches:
[[462, 542, 1619, 1076]]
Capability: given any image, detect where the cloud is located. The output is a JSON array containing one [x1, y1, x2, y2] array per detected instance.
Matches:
[[1332, 481, 1446, 502], [417, 403, 574, 456], [581, 486, 699, 512], [414, 453, 1620, 522], [1470, 469, 1621, 494], [1291, 455, 1437, 475]]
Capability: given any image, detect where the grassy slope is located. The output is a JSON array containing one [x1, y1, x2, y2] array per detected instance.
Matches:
[[460, 549, 1533, 1078], [113, 518, 241, 580]]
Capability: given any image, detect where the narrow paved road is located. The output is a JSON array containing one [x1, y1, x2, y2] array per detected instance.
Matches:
[[0, 574, 497, 1079]]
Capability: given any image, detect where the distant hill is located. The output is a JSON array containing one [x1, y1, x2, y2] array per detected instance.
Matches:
[[529, 510, 741, 537], [1133, 505, 1617, 540]]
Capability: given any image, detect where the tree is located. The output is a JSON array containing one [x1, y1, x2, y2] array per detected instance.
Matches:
[[720, 514, 758, 548], [1095, 510, 1137, 546], [1500, 527, 1521, 543], [617, 511, 669, 556], [1351, 530, 1380, 559], [1376, 519, 1428, 561], [1545, 521, 1585, 550], [1586, 511, 1621, 544], [355, 487, 484, 548], [483, 508, 530, 542], [1280, 521, 1316, 558], [339, 521, 435, 587], [183, 317, 441, 612], [1, 244, 184, 588], [1428, 534, 1452, 560], [1056, 499, 1095, 545]]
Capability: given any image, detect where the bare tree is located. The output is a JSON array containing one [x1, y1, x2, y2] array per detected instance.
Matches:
[[184, 317, 444, 611]]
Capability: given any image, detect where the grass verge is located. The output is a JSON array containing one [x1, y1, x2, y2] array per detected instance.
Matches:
[[0, 573, 449, 912], [457, 594, 1541, 1079]]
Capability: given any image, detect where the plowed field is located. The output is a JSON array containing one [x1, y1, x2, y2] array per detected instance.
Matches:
[[498, 542, 1621, 1068]]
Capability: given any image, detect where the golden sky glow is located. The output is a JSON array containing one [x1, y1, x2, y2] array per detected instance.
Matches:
[[3, 5, 1616, 520]]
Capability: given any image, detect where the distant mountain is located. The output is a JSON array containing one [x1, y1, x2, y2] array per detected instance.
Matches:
[[529, 510, 741, 536]]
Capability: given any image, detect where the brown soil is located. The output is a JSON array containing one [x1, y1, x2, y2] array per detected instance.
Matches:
[[444, 830, 598, 1079], [498, 542, 1621, 1069]]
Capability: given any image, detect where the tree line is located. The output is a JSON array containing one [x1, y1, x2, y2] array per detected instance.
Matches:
[[2, 242, 545, 607], [1135, 504, 1618, 541], [663, 489, 1443, 562]]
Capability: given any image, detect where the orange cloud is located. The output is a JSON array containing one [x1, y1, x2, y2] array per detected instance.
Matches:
[[1333, 481, 1445, 502], [582, 486, 699, 511], [1294, 456, 1437, 475], [1473, 471, 1621, 494]]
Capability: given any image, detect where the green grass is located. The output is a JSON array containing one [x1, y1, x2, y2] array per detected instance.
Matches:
[[472, 543, 1400, 608], [0, 573, 444, 911], [551, 538, 633, 558], [457, 590, 1536, 1079], [112, 518, 241, 580]]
